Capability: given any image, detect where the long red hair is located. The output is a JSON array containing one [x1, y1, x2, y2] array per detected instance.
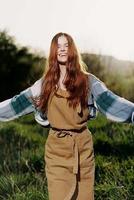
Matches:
[[38, 32, 90, 113]]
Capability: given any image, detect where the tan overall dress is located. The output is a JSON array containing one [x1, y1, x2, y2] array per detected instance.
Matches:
[[45, 88, 95, 200]]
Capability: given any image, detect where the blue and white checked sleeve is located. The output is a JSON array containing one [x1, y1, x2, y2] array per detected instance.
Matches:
[[90, 74, 134, 123], [0, 79, 42, 121]]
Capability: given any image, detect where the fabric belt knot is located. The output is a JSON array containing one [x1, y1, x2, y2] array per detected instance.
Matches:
[[56, 131, 73, 138], [51, 125, 87, 134]]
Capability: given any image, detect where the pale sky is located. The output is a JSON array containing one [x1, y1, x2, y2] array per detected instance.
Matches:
[[0, 0, 134, 61]]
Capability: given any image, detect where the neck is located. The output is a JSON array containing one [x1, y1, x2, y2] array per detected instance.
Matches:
[[59, 64, 66, 77]]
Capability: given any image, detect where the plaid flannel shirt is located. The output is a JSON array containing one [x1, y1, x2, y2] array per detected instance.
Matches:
[[0, 74, 133, 126]]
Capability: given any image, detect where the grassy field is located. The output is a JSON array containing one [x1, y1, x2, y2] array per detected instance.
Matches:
[[0, 114, 134, 200]]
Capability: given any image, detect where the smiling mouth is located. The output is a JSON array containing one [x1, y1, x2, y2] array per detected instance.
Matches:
[[59, 54, 67, 57]]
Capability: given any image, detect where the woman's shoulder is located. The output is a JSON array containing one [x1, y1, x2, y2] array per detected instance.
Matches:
[[88, 72, 101, 79], [87, 73, 100, 84], [88, 73, 106, 85]]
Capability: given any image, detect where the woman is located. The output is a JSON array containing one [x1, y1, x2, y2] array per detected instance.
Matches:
[[0, 32, 134, 200]]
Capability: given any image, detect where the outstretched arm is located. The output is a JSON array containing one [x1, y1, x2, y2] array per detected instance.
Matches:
[[90, 74, 134, 124], [0, 79, 42, 121]]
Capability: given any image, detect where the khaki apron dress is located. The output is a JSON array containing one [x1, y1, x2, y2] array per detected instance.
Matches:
[[45, 88, 95, 200]]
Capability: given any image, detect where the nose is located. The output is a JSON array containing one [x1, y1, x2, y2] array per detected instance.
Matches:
[[60, 46, 66, 51]]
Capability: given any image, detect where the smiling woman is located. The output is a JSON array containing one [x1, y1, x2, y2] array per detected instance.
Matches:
[[57, 35, 68, 65], [0, 32, 133, 200], [57, 35, 69, 90]]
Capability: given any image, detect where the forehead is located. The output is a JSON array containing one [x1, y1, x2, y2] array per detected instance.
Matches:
[[57, 36, 68, 45]]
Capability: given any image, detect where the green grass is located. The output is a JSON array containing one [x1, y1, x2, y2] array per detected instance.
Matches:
[[0, 113, 134, 200], [88, 114, 134, 200]]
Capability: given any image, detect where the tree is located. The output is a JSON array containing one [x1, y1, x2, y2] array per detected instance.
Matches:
[[81, 53, 106, 81], [0, 30, 46, 101]]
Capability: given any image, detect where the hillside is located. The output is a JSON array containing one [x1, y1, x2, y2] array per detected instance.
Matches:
[[99, 54, 134, 76]]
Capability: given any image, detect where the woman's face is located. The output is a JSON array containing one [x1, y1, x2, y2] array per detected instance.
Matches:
[[57, 36, 68, 64]]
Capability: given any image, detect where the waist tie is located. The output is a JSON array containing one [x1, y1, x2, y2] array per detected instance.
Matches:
[[51, 125, 87, 136], [73, 139, 78, 174], [51, 126, 87, 174]]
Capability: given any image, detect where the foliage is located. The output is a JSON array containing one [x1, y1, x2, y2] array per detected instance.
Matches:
[[81, 53, 107, 81], [0, 30, 46, 101], [103, 71, 134, 102], [81, 53, 134, 102]]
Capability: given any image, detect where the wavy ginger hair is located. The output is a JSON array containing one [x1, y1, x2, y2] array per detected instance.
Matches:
[[39, 32, 90, 113]]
